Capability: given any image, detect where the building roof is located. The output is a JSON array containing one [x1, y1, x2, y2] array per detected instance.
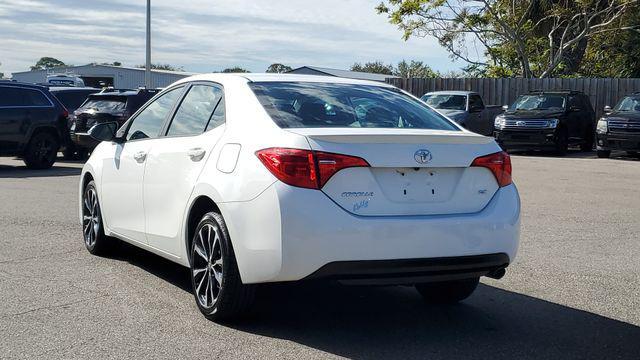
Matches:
[[11, 63, 198, 76], [288, 66, 399, 82]]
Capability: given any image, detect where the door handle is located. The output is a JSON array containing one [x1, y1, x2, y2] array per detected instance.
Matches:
[[133, 151, 147, 163], [187, 148, 206, 162]]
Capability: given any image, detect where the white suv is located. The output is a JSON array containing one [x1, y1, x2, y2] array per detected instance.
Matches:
[[80, 74, 520, 321]]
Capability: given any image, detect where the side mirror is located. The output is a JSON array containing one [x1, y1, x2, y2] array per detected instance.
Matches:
[[88, 122, 119, 142], [501, 105, 509, 111], [604, 105, 612, 113]]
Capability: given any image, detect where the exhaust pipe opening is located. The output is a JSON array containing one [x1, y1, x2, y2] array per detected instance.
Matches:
[[486, 267, 506, 280]]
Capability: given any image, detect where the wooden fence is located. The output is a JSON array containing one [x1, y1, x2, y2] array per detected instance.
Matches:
[[386, 78, 640, 118]]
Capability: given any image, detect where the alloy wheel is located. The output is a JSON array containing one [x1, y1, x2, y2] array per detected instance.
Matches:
[[82, 187, 100, 248], [192, 224, 224, 309]]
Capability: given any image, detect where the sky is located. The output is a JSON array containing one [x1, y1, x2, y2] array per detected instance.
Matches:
[[0, 0, 464, 76]]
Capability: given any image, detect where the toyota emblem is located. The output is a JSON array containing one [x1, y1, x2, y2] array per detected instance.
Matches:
[[414, 149, 432, 164]]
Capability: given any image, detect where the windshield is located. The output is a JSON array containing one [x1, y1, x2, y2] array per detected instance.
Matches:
[[249, 82, 459, 130], [78, 97, 126, 113], [511, 95, 565, 111], [614, 96, 640, 112], [421, 94, 466, 111]]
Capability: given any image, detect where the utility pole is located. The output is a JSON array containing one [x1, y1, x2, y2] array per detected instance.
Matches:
[[145, 0, 151, 88]]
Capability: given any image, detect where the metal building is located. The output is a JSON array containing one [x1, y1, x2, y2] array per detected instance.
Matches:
[[11, 64, 198, 88], [288, 66, 400, 82]]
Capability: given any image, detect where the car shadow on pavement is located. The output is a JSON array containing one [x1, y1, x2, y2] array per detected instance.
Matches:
[[0, 164, 82, 178], [112, 245, 640, 360]]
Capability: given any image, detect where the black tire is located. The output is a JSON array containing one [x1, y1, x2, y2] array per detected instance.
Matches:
[[596, 150, 611, 158], [190, 212, 255, 322], [77, 148, 89, 161], [627, 151, 639, 158], [23, 132, 59, 169], [62, 144, 76, 160], [415, 277, 479, 304], [82, 180, 111, 255], [554, 129, 568, 156], [580, 130, 594, 152]]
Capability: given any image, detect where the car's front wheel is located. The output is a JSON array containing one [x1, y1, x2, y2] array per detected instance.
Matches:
[[415, 277, 479, 304], [82, 180, 111, 255], [190, 212, 255, 321]]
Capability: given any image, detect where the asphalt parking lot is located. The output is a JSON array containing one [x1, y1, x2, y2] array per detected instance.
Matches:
[[1, 152, 639, 359]]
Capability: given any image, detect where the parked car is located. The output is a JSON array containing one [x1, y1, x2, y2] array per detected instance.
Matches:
[[493, 90, 595, 155], [46, 74, 85, 87], [596, 93, 640, 158], [69, 88, 159, 153], [48, 86, 101, 159], [79, 74, 520, 321], [0, 82, 69, 169], [421, 91, 503, 135]]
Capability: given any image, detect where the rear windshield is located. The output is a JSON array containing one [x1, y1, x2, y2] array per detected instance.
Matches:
[[249, 82, 459, 130], [78, 96, 126, 113], [421, 94, 467, 110]]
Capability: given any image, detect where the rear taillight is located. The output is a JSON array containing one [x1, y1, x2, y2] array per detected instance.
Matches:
[[61, 109, 69, 118], [256, 148, 369, 189], [471, 151, 512, 187]]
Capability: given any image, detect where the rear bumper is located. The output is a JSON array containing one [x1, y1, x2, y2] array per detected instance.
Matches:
[[70, 132, 98, 149], [494, 129, 558, 149], [221, 182, 521, 284], [596, 132, 640, 151], [304, 253, 509, 285]]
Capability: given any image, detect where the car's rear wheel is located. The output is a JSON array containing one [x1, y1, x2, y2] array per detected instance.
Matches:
[[627, 151, 639, 158], [415, 277, 479, 304], [82, 180, 110, 255], [190, 212, 255, 321], [23, 132, 59, 169], [596, 150, 611, 158]]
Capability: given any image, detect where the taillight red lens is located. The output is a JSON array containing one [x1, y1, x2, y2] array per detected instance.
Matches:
[[471, 151, 512, 187], [256, 148, 369, 189]]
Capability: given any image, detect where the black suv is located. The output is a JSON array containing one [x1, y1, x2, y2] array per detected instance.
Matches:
[[0, 82, 69, 169], [70, 88, 159, 152], [48, 87, 101, 159], [596, 93, 640, 158], [494, 91, 595, 155]]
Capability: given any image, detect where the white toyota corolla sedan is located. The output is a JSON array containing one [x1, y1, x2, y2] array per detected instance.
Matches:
[[79, 73, 520, 321]]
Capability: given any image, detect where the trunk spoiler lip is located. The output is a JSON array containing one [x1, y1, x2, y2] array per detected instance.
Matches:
[[285, 128, 493, 145]]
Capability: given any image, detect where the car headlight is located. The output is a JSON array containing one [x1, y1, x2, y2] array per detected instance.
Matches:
[[596, 119, 608, 134], [494, 115, 506, 129], [546, 119, 559, 128]]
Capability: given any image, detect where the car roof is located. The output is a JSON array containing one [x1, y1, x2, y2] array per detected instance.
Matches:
[[172, 73, 396, 88], [424, 91, 477, 96], [0, 81, 49, 91], [48, 86, 101, 92], [526, 90, 584, 95]]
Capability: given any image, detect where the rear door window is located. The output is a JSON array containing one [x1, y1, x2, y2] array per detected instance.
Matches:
[[0, 87, 51, 107], [166, 84, 224, 137], [52, 90, 97, 112]]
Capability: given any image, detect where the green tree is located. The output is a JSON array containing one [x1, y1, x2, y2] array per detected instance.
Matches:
[[351, 61, 394, 75], [30, 57, 66, 71], [394, 60, 439, 78], [266, 63, 293, 73], [221, 67, 251, 73], [377, 0, 640, 78]]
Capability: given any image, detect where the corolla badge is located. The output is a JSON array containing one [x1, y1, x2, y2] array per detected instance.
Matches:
[[414, 149, 433, 164]]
